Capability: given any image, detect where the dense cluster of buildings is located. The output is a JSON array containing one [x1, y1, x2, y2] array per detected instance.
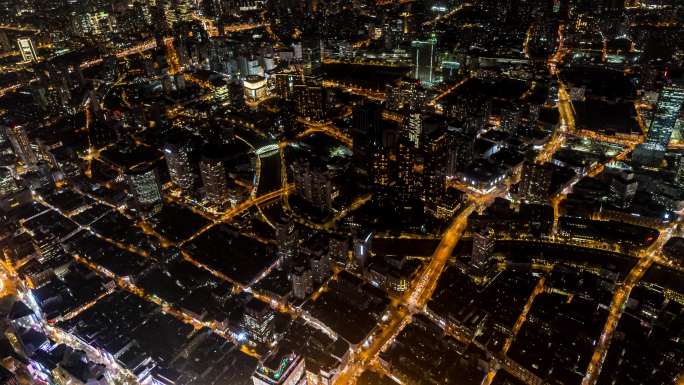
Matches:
[[0, 0, 683, 385]]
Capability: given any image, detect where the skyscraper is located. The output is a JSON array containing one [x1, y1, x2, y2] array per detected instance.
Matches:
[[291, 264, 313, 299], [17, 37, 37, 62], [302, 39, 322, 76], [199, 153, 228, 206], [291, 159, 336, 212], [162, 141, 195, 192], [406, 111, 422, 148], [3, 124, 38, 168], [647, 83, 684, 148], [471, 227, 495, 270], [0, 168, 18, 197], [446, 129, 474, 177], [676, 155, 684, 187], [127, 166, 162, 207], [243, 299, 275, 344], [423, 128, 448, 206], [301, 234, 331, 283], [275, 217, 297, 268], [396, 138, 420, 206], [610, 171, 638, 209], [352, 102, 383, 183], [293, 77, 326, 121], [412, 34, 437, 85]]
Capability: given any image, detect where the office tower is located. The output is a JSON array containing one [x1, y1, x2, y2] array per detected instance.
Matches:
[[17, 37, 37, 62], [199, 153, 228, 206], [610, 171, 638, 209], [406, 111, 422, 148], [446, 129, 474, 177], [302, 39, 322, 75], [372, 149, 391, 190], [471, 227, 495, 269], [229, 82, 246, 110], [647, 83, 684, 148], [412, 34, 437, 85], [3, 124, 38, 168], [33, 232, 63, 264], [243, 75, 268, 104], [302, 235, 331, 283], [293, 77, 326, 121], [351, 102, 383, 182], [275, 217, 298, 268], [677, 155, 684, 187], [396, 138, 418, 204], [386, 78, 423, 111], [500, 104, 523, 133], [519, 163, 553, 203], [162, 141, 195, 192], [127, 166, 162, 207], [243, 299, 275, 344], [309, 251, 331, 284], [0, 31, 10, 52], [423, 129, 448, 206], [0, 168, 18, 197], [353, 232, 373, 269], [632, 142, 666, 167], [291, 159, 336, 212], [174, 0, 195, 21], [291, 264, 313, 299], [528, 21, 558, 57]]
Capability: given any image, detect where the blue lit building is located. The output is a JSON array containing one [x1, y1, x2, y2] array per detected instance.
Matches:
[[647, 83, 684, 148]]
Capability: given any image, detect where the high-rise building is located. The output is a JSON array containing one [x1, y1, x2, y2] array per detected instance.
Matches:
[[162, 141, 195, 192], [406, 111, 422, 148], [396, 138, 419, 204], [243, 75, 269, 104], [199, 154, 228, 206], [371, 149, 391, 190], [353, 232, 373, 269], [293, 77, 326, 121], [676, 155, 684, 187], [127, 166, 162, 207], [302, 39, 322, 76], [519, 163, 553, 203], [610, 171, 638, 209], [446, 128, 474, 177], [291, 264, 313, 299], [385, 78, 423, 111], [33, 232, 63, 264], [500, 104, 524, 133], [275, 217, 298, 268], [17, 37, 37, 62], [471, 227, 495, 269], [301, 235, 331, 283], [352, 102, 384, 182], [243, 299, 275, 344], [0, 31, 11, 52], [291, 159, 336, 212], [412, 34, 437, 85], [647, 83, 684, 148], [3, 124, 38, 168], [0, 168, 18, 197], [423, 128, 448, 206]]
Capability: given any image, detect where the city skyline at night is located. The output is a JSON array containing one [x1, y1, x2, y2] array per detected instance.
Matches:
[[0, 1, 683, 385]]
